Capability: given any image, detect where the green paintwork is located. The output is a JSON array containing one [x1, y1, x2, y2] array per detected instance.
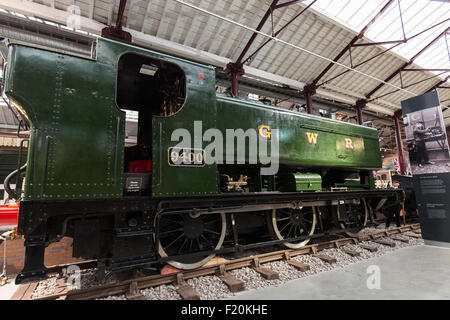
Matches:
[[99, 39, 218, 198], [215, 94, 381, 170], [5, 43, 124, 201], [4, 37, 382, 201]]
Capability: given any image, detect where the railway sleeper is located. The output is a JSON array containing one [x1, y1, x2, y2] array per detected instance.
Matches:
[[359, 244, 377, 252], [389, 235, 410, 243], [371, 239, 396, 247], [312, 254, 337, 264], [175, 273, 200, 300], [341, 248, 360, 257], [125, 281, 144, 300], [286, 260, 310, 272]]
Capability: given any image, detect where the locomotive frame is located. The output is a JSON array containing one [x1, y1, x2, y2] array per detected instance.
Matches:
[[17, 188, 401, 282]]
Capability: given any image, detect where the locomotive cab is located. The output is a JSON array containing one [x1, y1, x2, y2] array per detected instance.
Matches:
[[117, 53, 186, 196]]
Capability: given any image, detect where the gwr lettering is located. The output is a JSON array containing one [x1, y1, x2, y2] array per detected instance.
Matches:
[[225, 304, 268, 315]]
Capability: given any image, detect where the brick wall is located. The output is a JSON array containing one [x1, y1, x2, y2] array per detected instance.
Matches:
[[0, 237, 84, 276]]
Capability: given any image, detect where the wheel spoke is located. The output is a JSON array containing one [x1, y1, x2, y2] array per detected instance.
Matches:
[[204, 228, 220, 235], [158, 212, 226, 270], [177, 238, 188, 254], [163, 218, 184, 225], [286, 223, 294, 238], [159, 228, 183, 236], [200, 234, 212, 247], [196, 238, 203, 250], [204, 218, 220, 224], [293, 225, 299, 238], [279, 221, 292, 234], [164, 233, 185, 250], [300, 222, 308, 232]]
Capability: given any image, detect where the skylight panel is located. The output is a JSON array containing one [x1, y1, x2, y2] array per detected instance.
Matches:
[[343, 0, 369, 24], [300, 0, 449, 79]]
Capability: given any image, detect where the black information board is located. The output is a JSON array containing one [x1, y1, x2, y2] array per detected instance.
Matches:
[[401, 91, 450, 245]]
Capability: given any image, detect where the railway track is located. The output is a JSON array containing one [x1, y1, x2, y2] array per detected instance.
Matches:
[[12, 223, 422, 301]]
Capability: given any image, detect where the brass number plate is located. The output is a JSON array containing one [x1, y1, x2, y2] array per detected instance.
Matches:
[[168, 147, 205, 167]]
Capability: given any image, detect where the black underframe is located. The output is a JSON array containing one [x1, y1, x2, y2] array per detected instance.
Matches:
[[15, 189, 402, 283]]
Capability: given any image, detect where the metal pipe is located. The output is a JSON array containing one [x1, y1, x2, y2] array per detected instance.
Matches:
[[4, 163, 27, 200]]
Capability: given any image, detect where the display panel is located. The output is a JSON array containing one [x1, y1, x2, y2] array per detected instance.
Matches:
[[401, 91, 450, 245]]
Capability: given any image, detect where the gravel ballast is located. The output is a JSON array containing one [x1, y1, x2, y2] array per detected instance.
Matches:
[[29, 226, 424, 300]]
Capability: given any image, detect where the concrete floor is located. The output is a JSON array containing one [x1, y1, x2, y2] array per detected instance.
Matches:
[[227, 245, 450, 300], [0, 276, 19, 300]]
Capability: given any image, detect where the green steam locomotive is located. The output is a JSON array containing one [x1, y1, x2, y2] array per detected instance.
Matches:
[[3, 37, 401, 283]]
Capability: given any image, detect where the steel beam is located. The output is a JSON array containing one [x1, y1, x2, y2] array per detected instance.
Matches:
[[366, 26, 450, 99], [242, 0, 315, 65], [368, 71, 450, 102], [226, 0, 310, 96], [274, 0, 305, 9], [225, 0, 279, 96], [235, 0, 279, 64], [317, 18, 450, 87], [101, 0, 132, 42], [310, 0, 396, 88], [425, 75, 450, 93], [225, 61, 245, 96], [355, 99, 366, 125], [303, 84, 315, 114], [403, 69, 450, 72]]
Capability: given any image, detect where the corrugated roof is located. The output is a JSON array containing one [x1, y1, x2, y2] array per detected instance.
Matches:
[[0, 0, 448, 123], [0, 102, 19, 130]]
